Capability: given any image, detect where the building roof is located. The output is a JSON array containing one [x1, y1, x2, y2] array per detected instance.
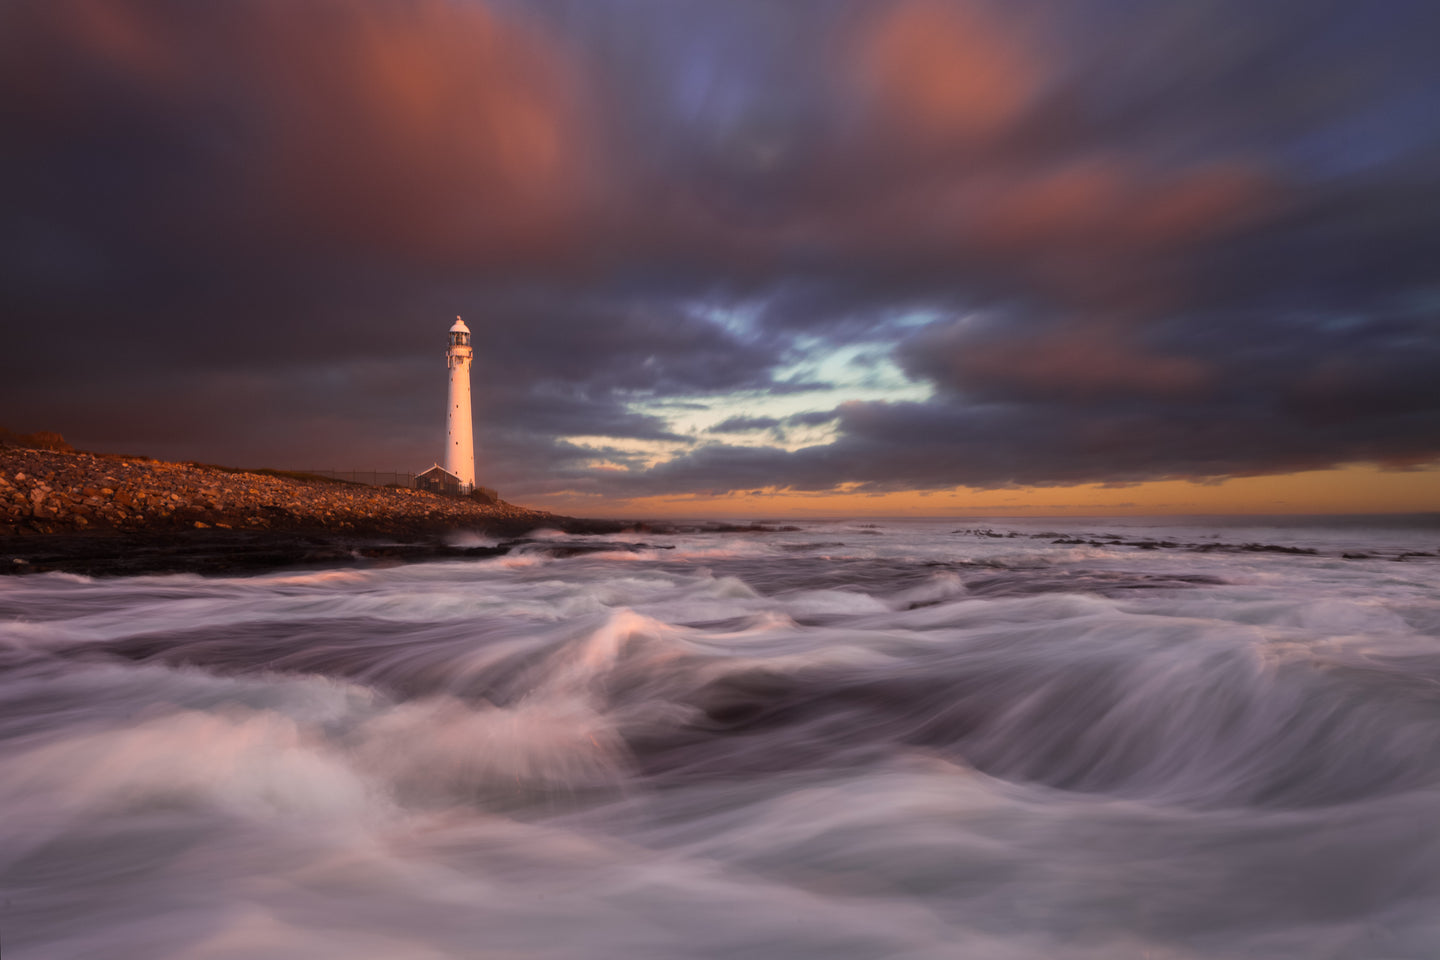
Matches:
[[417, 464, 461, 480], [449, 316, 469, 333]]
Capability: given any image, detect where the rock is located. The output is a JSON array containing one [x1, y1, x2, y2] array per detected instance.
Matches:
[[2, 446, 631, 575]]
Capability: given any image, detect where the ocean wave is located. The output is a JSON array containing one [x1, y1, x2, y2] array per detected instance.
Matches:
[[3, 518, 1439, 958]]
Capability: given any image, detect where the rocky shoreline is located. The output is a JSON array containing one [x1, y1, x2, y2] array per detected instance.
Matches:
[[1, 447, 631, 576]]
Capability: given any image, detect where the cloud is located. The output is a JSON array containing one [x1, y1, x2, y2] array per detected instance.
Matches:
[[709, 416, 781, 433], [1, 0, 1438, 504], [852, 0, 1040, 146], [898, 315, 1213, 403], [0, 0, 599, 267], [785, 410, 843, 428], [581, 382, 1440, 500]]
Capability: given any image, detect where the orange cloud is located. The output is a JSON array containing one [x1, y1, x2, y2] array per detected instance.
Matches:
[[250, 0, 595, 262], [7, 0, 599, 266], [854, 0, 1040, 145], [1131, 163, 1274, 243], [973, 160, 1272, 250], [971, 163, 1129, 249], [827, 3, 1278, 300]]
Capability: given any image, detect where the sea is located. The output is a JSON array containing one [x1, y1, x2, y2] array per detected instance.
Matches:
[[2, 516, 1439, 960]]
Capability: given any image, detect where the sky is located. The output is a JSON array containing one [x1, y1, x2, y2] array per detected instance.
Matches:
[[2, 0, 1438, 516]]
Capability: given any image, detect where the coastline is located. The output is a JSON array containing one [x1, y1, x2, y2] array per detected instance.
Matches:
[[1, 446, 632, 576]]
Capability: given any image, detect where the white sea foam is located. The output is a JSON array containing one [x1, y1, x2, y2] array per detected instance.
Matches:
[[2, 517, 1438, 958]]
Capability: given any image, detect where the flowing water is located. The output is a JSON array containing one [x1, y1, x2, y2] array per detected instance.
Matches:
[[2, 517, 1439, 959]]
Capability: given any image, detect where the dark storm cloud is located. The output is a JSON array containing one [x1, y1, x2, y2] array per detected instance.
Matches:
[[709, 416, 781, 434], [786, 411, 843, 428], [2, 0, 1438, 499]]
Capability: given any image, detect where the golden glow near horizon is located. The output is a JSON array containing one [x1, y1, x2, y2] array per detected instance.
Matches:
[[529, 462, 1440, 518]]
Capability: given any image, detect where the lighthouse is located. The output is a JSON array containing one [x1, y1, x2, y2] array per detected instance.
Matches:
[[444, 316, 475, 489]]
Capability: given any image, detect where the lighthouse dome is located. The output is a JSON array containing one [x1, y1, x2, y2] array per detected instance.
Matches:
[[450, 317, 470, 333]]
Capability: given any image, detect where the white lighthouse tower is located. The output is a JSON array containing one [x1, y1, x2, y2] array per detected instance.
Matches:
[[444, 316, 475, 489]]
